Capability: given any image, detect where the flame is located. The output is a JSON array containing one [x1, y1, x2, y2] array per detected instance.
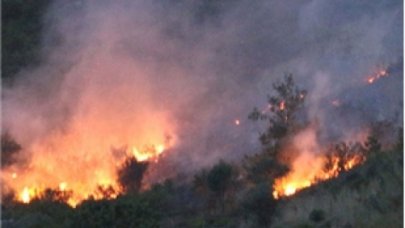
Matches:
[[273, 152, 365, 199], [0, 49, 182, 207], [367, 77, 376, 84], [2, 108, 176, 207], [366, 68, 388, 84], [272, 128, 365, 199], [279, 100, 286, 110], [234, 119, 241, 126], [20, 187, 35, 204], [132, 144, 166, 162], [5, 139, 171, 206], [59, 182, 67, 191]]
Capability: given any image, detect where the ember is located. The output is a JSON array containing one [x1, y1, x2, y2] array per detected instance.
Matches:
[[366, 68, 389, 84]]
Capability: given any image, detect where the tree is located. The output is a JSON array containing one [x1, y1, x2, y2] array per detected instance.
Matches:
[[117, 157, 149, 194], [243, 153, 288, 184], [95, 185, 118, 199], [241, 182, 276, 227], [1, 132, 22, 167], [243, 74, 306, 226], [73, 195, 162, 228], [193, 169, 209, 195], [207, 161, 233, 213], [246, 74, 306, 183], [364, 134, 381, 156], [35, 188, 73, 203], [249, 74, 307, 151]]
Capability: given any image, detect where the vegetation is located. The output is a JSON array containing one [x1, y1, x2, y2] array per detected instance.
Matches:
[[207, 161, 234, 212], [3, 143, 402, 227], [1, 1, 402, 227], [272, 146, 403, 228], [118, 157, 149, 194], [241, 182, 276, 226], [249, 74, 307, 148], [2, 72, 402, 227]]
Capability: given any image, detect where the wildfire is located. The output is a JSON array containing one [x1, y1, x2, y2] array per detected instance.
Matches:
[[0, 48, 181, 207], [2, 113, 175, 207], [6, 141, 171, 207], [234, 119, 241, 126]]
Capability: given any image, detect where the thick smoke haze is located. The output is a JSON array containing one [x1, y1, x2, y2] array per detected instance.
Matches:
[[2, 0, 403, 193]]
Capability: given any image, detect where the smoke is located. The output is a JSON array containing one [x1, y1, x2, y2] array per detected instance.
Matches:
[[2, 0, 402, 197]]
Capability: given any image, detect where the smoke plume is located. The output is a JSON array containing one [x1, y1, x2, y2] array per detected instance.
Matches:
[[1, 0, 402, 202]]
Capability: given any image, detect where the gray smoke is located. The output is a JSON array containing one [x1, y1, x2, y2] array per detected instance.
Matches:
[[2, 0, 403, 178]]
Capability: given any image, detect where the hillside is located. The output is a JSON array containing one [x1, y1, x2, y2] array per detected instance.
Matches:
[[2, 147, 402, 228], [272, 148, 403, 228]]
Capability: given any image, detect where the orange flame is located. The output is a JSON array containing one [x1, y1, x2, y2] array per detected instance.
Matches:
[[2, 112, 176, 207], [6, 140, 172, 207], [273, 153, 364, 199], [272, 128, 365, 199], [132, 144, 166, 162], [20, 187, 34, 203], [1, 35, 182, 207]]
